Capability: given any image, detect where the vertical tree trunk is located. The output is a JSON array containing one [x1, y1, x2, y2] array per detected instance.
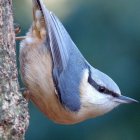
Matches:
[[0, 0, 29, 139]]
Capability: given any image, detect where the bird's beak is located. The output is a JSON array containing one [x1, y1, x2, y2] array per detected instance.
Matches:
[[114, 95, 139, 104]]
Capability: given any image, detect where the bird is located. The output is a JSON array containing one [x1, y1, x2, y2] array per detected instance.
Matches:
[[19, 0, 138, 124]]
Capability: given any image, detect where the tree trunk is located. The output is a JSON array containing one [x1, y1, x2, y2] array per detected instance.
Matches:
[[0, 0, 29, 139]]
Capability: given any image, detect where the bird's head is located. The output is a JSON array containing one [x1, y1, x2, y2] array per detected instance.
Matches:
[[80, 67, 138, 117]]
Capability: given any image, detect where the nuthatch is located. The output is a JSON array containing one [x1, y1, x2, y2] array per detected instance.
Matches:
[[19, 0, 138, 124]]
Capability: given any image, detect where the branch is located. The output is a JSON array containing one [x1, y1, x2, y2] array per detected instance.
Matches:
[[0, 0, 29, 139]]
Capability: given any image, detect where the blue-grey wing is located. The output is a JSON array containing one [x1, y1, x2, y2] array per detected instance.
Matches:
[[43, 8, 70, 74], [39, 1, 87, 111]]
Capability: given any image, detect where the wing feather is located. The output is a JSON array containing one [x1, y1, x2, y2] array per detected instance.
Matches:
[[37, 0, 86, 111], [44, 9, 72, 75]]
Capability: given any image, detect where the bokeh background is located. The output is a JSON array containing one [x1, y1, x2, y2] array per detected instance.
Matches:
[[14, 0, 140, 140]]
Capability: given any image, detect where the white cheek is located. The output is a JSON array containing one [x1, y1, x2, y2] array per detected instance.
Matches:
[[80, 69, 109, 105], [81, 81, 109, 105]]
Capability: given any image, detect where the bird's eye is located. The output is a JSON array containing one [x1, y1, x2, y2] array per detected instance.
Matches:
[[99, 86, 106, 93]]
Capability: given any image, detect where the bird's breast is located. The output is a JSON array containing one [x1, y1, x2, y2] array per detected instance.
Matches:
[[19, 36, 89, 124]]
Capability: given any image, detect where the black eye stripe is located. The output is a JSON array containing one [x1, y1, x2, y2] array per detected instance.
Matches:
[[87, 68, 119, 98], [102, 87, 119, 97]]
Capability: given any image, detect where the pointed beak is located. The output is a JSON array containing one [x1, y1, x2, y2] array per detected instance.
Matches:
[[114, 95, 139, 104]]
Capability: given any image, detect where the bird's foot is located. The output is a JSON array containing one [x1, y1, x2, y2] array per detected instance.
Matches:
[[19, 87, 31, 101], [14, 23, 26, 40]]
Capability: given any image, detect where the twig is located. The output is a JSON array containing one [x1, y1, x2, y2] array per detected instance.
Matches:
[[16, 36, 26, 41]]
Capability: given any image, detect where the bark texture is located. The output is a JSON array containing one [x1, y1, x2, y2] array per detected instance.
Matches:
[[0, 0, 29, 139]]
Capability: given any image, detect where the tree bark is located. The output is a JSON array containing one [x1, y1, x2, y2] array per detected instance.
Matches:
[[0, 0, 29, 139]]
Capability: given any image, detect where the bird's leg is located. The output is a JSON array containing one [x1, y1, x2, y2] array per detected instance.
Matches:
[[19, 87, 31, 101], [14, 23, 26, 41], [16, 36, 26, 40]]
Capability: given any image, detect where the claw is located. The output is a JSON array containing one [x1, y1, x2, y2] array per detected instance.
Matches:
[[19, 88, 30, 101], [14, 23, 26, 41], [14, 23, 21, 34]]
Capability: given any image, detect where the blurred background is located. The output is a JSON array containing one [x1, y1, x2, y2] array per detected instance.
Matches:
[[14, 0, 140, 140]]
